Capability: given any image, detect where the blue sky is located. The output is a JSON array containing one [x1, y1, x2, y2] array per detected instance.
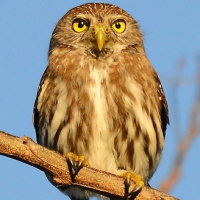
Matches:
[[0, 1, 200, 200]]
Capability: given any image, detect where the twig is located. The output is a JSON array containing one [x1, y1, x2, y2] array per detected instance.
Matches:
[[0, 131, 179, 200]]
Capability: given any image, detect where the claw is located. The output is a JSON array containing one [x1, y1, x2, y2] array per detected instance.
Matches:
[[66, 152, 77, 174], [124, 175, 130, 196], [76, 155, 88, 173], [130, 184, 142, 194], [66, 152, 88, 181], [122, 172, 144, 198], [66, 153, 76, 171]]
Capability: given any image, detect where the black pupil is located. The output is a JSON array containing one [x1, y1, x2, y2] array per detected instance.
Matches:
[[78, 21, 85, 28], [115, 22, 121, 29]]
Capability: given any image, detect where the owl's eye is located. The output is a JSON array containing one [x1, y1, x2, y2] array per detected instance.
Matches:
[[72, 18, 88, 33], [112, 20, 126, 33]]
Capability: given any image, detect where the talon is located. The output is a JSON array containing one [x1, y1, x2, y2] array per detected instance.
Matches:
[[66, 153, 75, 169], [124, 175, 130, 196], [66, 152, 78, 173], [66, 152, 88, 180], [122, 172, 144, 197], [130, 184, 142, 194], [76, 155, 89, 172]]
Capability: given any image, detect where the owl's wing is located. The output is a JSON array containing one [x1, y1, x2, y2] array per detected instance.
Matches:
[[156, 75, 169, 137], [32, 67, 48, 143]]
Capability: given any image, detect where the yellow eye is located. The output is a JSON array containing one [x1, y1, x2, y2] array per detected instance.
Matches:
[[112, 20, 126, 33], [72, 18, 88, 32]]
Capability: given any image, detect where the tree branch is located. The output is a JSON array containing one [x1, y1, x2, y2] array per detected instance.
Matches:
[[0, 131, 178, 200]]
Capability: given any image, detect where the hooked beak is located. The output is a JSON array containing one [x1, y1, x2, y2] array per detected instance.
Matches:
[[92, 24, 109, 51]]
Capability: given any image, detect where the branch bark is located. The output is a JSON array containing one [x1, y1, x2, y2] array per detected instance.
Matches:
[[0, 131, 179, 200]]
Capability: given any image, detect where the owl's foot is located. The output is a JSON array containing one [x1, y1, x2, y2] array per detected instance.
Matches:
[[122, 172, 144, 198], [66, 152, 88, 180]]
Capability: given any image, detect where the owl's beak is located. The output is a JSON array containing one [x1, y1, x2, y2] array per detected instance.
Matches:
[[92, 24, 109, 51]]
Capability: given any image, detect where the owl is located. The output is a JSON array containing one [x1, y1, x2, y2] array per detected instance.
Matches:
[[33, 3, 169, 200]]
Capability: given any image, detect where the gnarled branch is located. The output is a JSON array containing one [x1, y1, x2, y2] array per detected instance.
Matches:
[[0, 131, 179, 200]]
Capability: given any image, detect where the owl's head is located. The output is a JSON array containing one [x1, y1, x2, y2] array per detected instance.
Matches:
[[49, 3, 144, 57]]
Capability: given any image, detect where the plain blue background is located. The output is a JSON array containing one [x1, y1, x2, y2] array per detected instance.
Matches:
[[1, 1, 200, 200]]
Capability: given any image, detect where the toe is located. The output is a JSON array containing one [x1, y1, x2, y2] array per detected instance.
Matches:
[[66, 152, 78, 172], [122, 172, 144, 197], [76, 155, 89, 172], [66, 152, 88, 178]]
